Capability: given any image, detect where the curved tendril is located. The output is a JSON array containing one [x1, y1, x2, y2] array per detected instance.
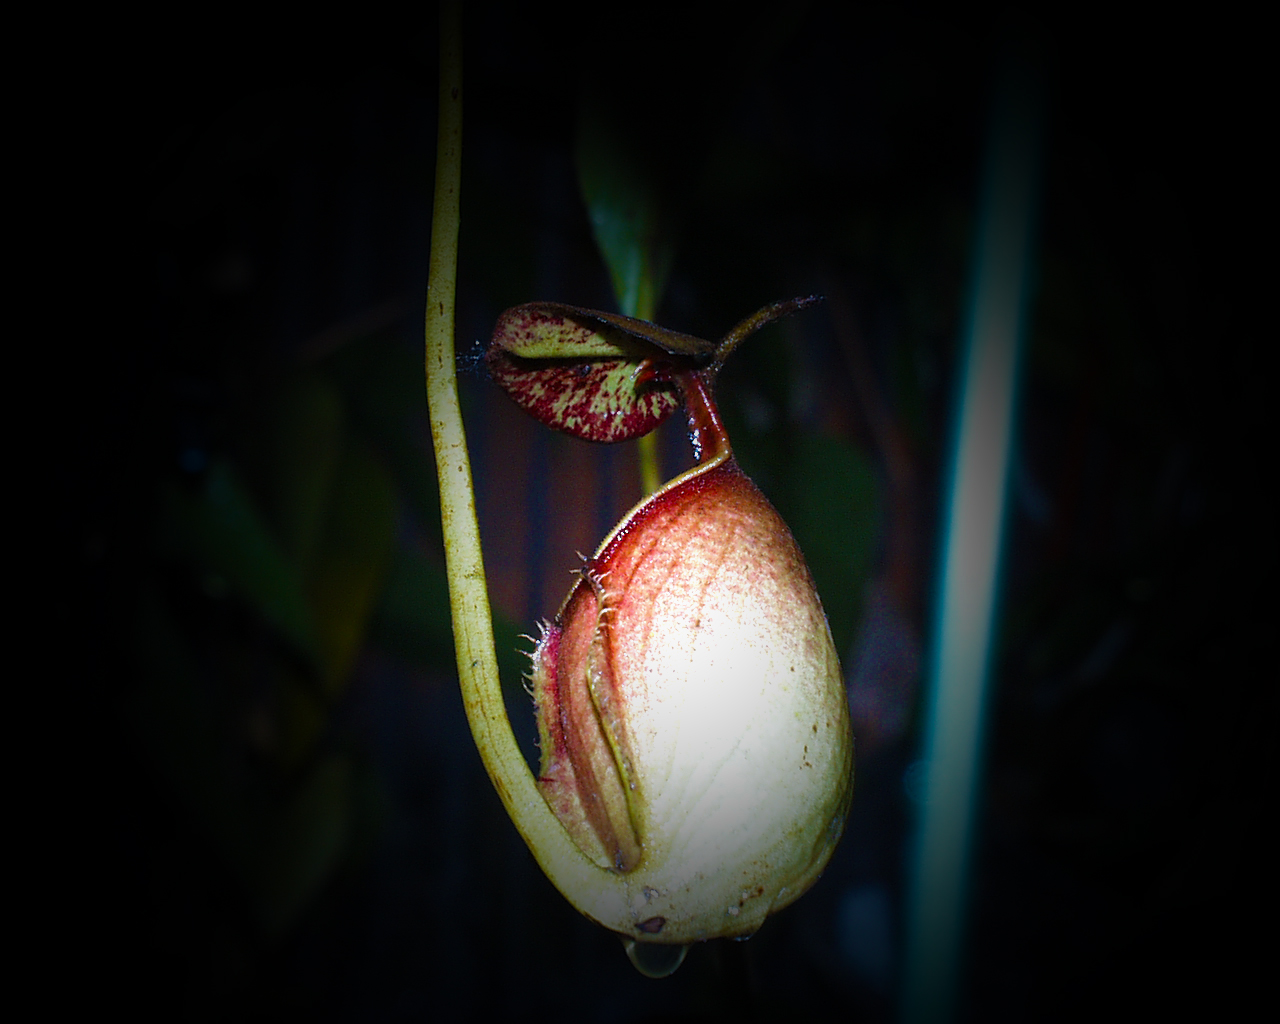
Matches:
[[711, 295, 825, 375]]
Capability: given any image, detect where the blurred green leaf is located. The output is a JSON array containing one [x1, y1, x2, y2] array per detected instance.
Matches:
[[373, 544, 532, 702], [256, 753, 352, 936], [372, 545, 457, 672], [132, 588, 250, 871], [775, 434, 880, 657], [576, 98, 676, 319], [159, 461, 319, 664], [371, 540, 540, 773], [262, 375, 345, 572], [308, 443, 398, 694], [276, 667, 327, 771], [330, 335, 443, 550]]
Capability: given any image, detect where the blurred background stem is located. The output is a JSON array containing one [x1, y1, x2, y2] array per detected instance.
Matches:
[[631, 286, 660, 496], [902, 47, 1043, 1024], [576, 103, 673, 497]]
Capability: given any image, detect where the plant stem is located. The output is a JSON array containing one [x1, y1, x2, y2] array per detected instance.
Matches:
[[423, 0, 629, 935], [901, 47, 1043, 1024], [623, 294, 663, 495], [637, 430, 661, 497]]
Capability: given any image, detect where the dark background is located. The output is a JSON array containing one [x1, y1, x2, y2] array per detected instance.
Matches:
[[74, 3, 1267, 1020]]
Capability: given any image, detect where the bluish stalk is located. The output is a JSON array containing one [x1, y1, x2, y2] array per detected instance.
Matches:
[[901, 48, 1044, 1024]]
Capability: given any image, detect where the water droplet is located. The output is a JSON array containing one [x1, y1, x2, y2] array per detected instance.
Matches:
[[624, 939, 688, 978]]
